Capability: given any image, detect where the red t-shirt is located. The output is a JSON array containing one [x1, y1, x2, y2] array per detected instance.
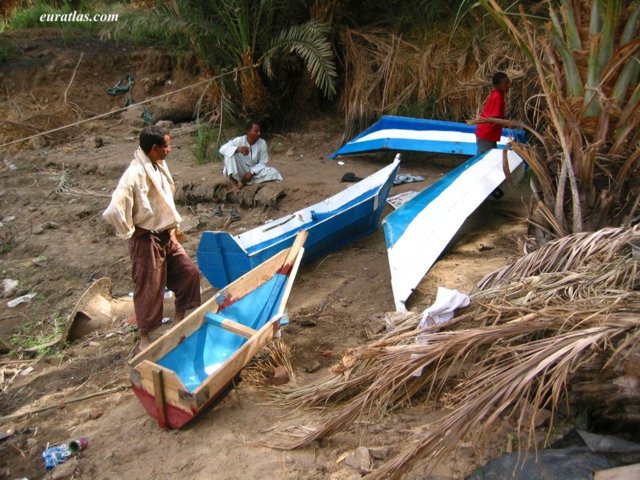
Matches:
[[475, 88, 505, 142]]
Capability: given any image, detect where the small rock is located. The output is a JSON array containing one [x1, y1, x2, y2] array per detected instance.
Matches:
[[88, 407, 103, 420], [368, 446, 389, 459], [298, 318, 317, 328], [304, 360, 321, 373], [155, 120, 174, 129], [27, 437, 38, 455], [271, 366, 290, 386], [29, 135, 47, 150], [345, 446, 372, 473], [84, 136, 104, 149], [2, 278, 18, 298], [32, 225, 44, 235], [285, 147, 294, 156], [49, 458, 77, 480], [43, 221, 60, 230]]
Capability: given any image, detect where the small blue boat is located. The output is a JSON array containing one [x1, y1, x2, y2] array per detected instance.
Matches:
[[197, 156, 401, 289], [129, 232, 307, 429], [329, 115, 525, 159]]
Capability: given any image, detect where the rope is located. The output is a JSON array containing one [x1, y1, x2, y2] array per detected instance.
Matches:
[[0, 64, 257, 150]]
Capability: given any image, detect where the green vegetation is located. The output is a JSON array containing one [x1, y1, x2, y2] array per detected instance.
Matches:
[[192, 122, 217, 165], [9, 309, 64, 356], [480, 0, 640, 238], [6, 0, 103, 31], [106, 0, 337, 121]]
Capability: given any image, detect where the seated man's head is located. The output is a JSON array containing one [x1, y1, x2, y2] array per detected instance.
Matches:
[[245, 120, 262, 145]]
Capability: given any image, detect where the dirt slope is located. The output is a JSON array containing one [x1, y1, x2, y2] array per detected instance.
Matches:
[[0, 30, 529, 479]]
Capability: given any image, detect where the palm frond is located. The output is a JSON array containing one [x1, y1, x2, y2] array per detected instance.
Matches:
[[264, 225, 640, 479], [261, 21, 337, 99]]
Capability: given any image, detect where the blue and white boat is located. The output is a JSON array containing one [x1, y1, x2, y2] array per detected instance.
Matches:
[[383, 148, 525, 310], [329, 115, 525, 159], [197, 156, 401, 289]]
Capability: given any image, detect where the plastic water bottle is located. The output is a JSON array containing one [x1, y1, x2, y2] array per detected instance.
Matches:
[[42, 444, 71, 470]]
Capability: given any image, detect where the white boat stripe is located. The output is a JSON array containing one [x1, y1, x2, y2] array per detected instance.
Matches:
[[353, 128, 513, 146]]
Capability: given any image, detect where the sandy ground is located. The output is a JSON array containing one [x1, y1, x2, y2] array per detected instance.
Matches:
[[0, 30, 531, 480]]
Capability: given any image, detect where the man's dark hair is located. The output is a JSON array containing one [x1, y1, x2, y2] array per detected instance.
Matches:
[[139, 126, 168, 154], [492, 71, 509, 87], [245, 119, 261, 132]]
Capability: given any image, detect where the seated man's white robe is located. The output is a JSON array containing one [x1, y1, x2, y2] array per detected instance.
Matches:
[[220, 135, 283, 184]]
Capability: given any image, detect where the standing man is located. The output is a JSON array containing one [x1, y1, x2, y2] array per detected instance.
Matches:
[[475, 71, 516, 155], [220, 120, 283, 193], [103, 126, 201, 350]]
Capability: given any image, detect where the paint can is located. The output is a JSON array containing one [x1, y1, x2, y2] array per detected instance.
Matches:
[[68, 437, 89, 453]]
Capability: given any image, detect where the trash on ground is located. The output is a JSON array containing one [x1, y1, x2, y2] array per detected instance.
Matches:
[[7, 292, 37, 308]]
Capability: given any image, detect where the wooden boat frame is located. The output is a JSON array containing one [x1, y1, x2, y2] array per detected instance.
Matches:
[[128, 231, 307, 429]]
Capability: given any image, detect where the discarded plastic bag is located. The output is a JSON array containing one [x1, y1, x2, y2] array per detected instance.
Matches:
[[7, 292, 37, 308]]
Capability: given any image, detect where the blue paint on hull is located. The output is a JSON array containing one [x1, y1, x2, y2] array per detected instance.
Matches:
[[329, 115, 525, 159], [383, 151, 489, 248], [157, 274, 287, 392], [197, 161, 400, 289]]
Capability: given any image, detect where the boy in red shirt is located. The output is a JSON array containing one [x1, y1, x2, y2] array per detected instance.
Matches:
[[475, 71, 514, 155]]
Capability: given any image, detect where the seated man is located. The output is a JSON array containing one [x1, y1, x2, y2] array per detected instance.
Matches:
[[220, 120, 283, 193]]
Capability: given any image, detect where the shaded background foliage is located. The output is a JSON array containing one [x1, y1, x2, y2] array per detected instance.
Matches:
[[2, 0, 639, 238]]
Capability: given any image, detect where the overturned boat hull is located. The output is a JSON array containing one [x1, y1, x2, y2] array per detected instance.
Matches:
[[329, 116, 525, 159], [383, 149, 525, 310]]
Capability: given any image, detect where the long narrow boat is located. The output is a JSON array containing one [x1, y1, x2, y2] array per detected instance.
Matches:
[[128, 231, 307, 429], [329, 115, 525, 159], [197, 155, 401, 289], [383, 149, 525, 311]]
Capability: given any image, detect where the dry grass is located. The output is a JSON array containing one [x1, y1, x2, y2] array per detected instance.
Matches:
[[242, 338, 295, 389], [0, 95, 83, 149], [339, 27, 530, 141], [265, 225, 640, 479]]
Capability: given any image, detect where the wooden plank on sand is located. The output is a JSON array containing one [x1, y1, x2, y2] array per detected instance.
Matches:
[[594, 464, 640, 480]]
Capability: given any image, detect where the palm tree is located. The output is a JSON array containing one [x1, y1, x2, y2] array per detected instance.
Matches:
[[107, 0, 337, 120], [480, 0, 640, 240]]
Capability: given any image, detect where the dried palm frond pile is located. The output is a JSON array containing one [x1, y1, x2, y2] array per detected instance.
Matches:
[[266, 225, 640, 479], [242, 338, 295, 389], [339, 27, 530, 141], [0, 97, 83, 149]]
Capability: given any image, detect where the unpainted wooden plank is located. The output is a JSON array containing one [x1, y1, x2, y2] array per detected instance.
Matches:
[[594, 464, 640, 480], [151, 367, 166, 429], [216, 317, 257, 338], [138, 361, 191, 409]]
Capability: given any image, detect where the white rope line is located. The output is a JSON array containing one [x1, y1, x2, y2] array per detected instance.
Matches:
[[0, 65, 253, 150]]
